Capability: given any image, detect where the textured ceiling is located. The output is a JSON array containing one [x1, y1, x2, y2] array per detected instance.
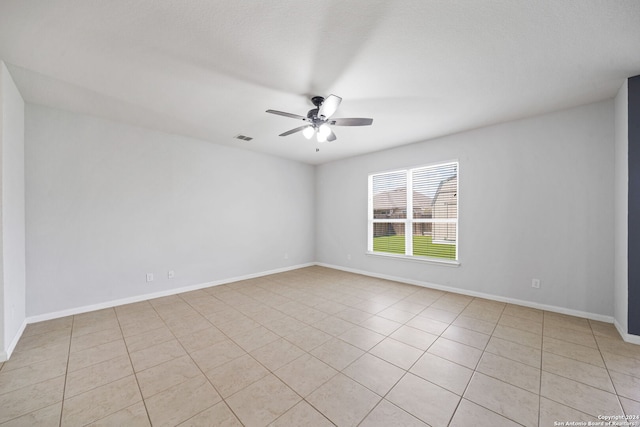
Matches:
[[1, 1, 639, 164]]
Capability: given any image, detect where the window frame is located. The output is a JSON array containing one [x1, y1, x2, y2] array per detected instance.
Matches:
[[367, 160, 460, 266]]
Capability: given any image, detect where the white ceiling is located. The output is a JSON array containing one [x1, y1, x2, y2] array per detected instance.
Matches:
[[1, 1, 639, 165]]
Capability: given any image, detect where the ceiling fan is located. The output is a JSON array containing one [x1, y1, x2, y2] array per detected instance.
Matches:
[[266, 95, 373, 143]]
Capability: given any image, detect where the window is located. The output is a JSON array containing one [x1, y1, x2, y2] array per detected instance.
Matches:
[[368, 161, 458, 262]]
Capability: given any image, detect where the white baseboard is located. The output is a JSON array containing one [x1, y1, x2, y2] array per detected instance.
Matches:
[[26, 263, 315, 324], [316, 262, 623, 324], [614, 319, 640, 345], [0, 318, 28, 362]]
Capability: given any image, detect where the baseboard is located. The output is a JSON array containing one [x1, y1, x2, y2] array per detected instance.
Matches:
[[26, 262, 315, 324], [614, 319, 640, 345], [316, 262, 620, 324], [0, 318, 28, 362]]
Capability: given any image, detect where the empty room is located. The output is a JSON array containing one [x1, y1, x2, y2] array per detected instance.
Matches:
[[1, 1, 640, 426]]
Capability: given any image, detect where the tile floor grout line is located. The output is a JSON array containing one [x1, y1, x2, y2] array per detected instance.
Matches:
[[57, 314, 74, 427], [591, 319, 628, 416]]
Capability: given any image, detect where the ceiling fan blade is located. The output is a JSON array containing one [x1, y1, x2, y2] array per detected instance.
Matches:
[[327, 129, 337, 142], [319, 94, 342, 119], [266, 110, 306, 121], [279, 125, 309, 137], [330, 117, 373, 126]]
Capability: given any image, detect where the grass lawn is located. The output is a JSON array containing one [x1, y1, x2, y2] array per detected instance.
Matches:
[[373, 235, 456, 260]]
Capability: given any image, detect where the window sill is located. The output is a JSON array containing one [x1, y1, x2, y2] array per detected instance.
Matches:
[[365, 251, 461, 267]]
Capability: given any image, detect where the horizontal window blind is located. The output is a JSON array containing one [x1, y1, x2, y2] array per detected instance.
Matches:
[[368, 161, 458, 261]]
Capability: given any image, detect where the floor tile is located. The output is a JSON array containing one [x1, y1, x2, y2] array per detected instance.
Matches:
[[177, 326, 226, 353], [359, 399, 428, 427], [451, 315, 496, 335], [136, 355, 201, 399], [441, 325, 490, 350], [477, 352, 540, 393], [5, 267, 639, 427], [543, 324, 597, 348], [410, 352, 473, 395], [61, 375, 141, 426], [387, 373, 460, 427], [123, 326, 174, 353], [427, 337, 482, 369], [269, 401, 334, 427], [307, 373, 381, 427], [274, 354, 338, 397], [310, 338, 364, 371], [129, 339, 187, 372], [226, 374, 300, 427], [498, 314, 543, 335], [542, 336, 604, 367], [449, 398, 522, 427], [542, 351, 614, 392], [250, 338, 305, 371], [540, 371, 623, 418], [0, 402, 62, 427], [419, 307, 458, 323], [493, 324, 541, 349], [177, 401, 242, 426], [205, 354, 269, 398], [502, 304, 543, 323], [602, 351, 640, 377], [283, 326, 332, 351], [360, 315, 402, 335], [0, 376, 65, 424], [377, 307, 416, 323], [338, 326, 386, 351], [0, 356, 67, 395], [145, 375, 221, 427], [65, 354, 133, 398], [343, 353, 405, 396], [67, 339, 128, 372], [5, 338, 70, 367], [189, 339, 246, 372], [620, 397, 640, 417], [464, 372, 539, 427], [88, 401, 150, 427], [70, 327, 122, 353], [263, 316, 306, 337], [485, 336, 542, 368], [231, 325, 280, 352], [406, 316, 449, 335], [335, 307, 373, 324], [538, 397, 599, 426], [609, 370, 640, 402]]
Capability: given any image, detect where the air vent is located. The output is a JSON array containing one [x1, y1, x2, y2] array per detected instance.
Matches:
[[234, 134, 253, 141]]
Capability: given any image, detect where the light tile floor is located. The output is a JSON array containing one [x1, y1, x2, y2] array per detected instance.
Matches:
[[1, 266, 639, 426]]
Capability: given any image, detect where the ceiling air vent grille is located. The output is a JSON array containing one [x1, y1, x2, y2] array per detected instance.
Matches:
[[234, 134, 253, 141]]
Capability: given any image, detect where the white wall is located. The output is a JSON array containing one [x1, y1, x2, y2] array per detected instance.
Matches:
[[317, 100, 615, 318], [614, 81, 629, 334], [0, 61, 27, 359], [25, 105, 315, 317]]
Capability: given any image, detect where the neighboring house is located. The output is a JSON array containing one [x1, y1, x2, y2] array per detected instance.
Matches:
[[373, 189, 431, 237], [432, 175, 457, 243]]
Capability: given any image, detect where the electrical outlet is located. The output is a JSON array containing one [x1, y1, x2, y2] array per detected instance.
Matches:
[[532, 278, 540, 289], [146, 273, 154, 282], [284, 253, 289, 259], [168, 270, 175, 279], [347, 254, 352, 260]]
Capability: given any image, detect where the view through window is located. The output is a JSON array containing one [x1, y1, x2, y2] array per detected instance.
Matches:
[[368, 161, 458, 261]]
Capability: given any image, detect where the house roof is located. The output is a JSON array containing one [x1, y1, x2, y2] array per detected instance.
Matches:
[[1, 1, 639, 165], [373, 189, 431, 211]]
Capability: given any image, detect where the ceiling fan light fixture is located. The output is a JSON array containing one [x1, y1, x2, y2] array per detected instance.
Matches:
[[302, 126, 315, 139], [318, 123, 331, 138], [317, 133, 327, 143]]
